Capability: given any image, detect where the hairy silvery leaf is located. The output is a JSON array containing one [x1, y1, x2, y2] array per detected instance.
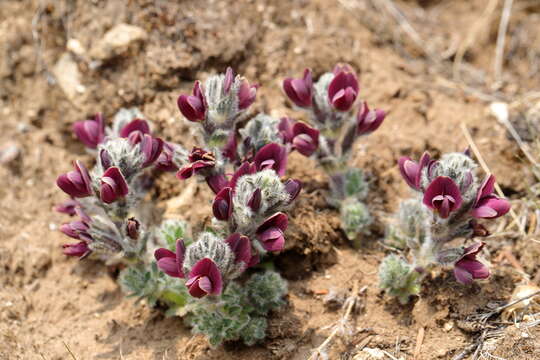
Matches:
[[340, 199, 372, 241], [244, 271, 287, 315], [158, 219, 189, 249], [94, 138, 144, 182], [379, 255, 421, 304], [239, 114, 281, 155], [386, 199, 430, 250], [182, 232, 242, 280]]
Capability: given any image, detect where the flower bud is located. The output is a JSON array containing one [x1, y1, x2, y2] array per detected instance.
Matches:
[[327, 64, 359, 112], [453, 242, 489, 284], [176, 147, 216, 180], [99, 149, 112, 170], [62, 241, 91, 258], [73, 113, 105, 149], [471, 175, 510, 219], [177, 81, 206, 122], [398, 152, 430, 191], [278, 117, 295, 143], [154, 142, 178, 172], [356, 102, 386, 135], [126, 218, 140, 240], [223, 67, 234, 93], [238, 79, 258, 110], [284, 179, 302, 203], [100, 167, 129, 204], [247, 188, 262, 212], [55, 199, 80, 216], [206, 173, 229, 194], [254, 143, 288, 176], [283, 68, 313, 108], [291, 122, 319, 156], [256, 212, 288, 252], [56, 160, 93, 198], [225, 233, 252, 267], [60, 220, 90, 240], [212, 187, 233, 221], [423, 176, 463, 219]]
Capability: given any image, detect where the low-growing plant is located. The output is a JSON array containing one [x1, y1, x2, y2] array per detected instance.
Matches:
[[55, 68, 300, 346], [281, 65, 386, 245], [379, 151, 511, 303]]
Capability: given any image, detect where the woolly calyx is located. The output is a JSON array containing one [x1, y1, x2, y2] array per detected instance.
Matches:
[[379, 255, 421, 304]]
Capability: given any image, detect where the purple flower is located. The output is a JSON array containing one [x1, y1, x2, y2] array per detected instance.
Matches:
[[278, 117, 295, 143], [228, 162, 257, 190], [99, 149, 112, 170], [222, 131, 238, 162], [178, 81, 207, 122], [55, 199, 80, 216], [119, 119, 150, 139], [254, 143, 288, 176], [247, 188, 262, 212], [328, 64, 359, 112], [73, 113, 105, 149], [62, 241, 91, 258], [291, 122, 319, 157], [140, 134, 164, 167], [283, 69, 313, 108], [453, 242, 490, 284], [423, 176, 463, 219], [212, 187, 233, 221], [176, 147, 216, 180], [185, 258, 223, 298], [356, 102, 386, 135], [60, 220, 90, 240], [471, 175, 510, 219], [238, 79, 258, 110], [56, 160, 93, 198], [256, 212, 288, 252], [100, 167, 129, 204], [155, 239, 186, 278], [225, 233, 252, 267], [398, 152, 431, 191], [155, 142, 178, 172], [223, 67, 234, 93], [284, 179, 302, 203]]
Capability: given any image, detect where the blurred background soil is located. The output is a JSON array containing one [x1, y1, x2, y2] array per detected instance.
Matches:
[[1, 0, 539, 359]]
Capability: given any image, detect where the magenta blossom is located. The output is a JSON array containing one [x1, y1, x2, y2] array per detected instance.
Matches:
[[140, 134, 164, 167], [225, 233, 252, 267], [328, 65, 359, 112], [247, 188, 262, 211], [63, 241, 91, 258], [185, 258, 223, 298], [398, 152, 431, 191], [283, 68, 313, 108], [253, 143, 288, 176], [284, 179, 302, 203], [256, 212, 288, 252], [176, 147, 216, 180], [212, 187, 233, 221], [453, 242, 490, 284], [155, 239, 186, 278], [55, 199, 80, 216], [155, 142, 178, 172], [423, 176, 463, 219], [100, 167, 129, 204], [238, 79, 258, 110], [60, 220, 91, 240], [119, 119, 150, 139], [56, 160, 93, 198], [73, 113, 105, 149], [222, 131, 238, 162], [206, 174, 229, 194], [356, 102, 386, 135], [178, 81, 207, 122], [471, 175, 510, 219], [223, 67, 234, 93], [291, 121, 319, 157]]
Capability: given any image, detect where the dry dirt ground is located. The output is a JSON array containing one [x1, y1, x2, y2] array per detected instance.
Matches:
[[1, 0, 540, 359]]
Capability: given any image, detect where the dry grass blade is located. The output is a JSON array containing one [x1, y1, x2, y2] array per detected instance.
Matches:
[[63, 341, 78, 360], [494, 0, 514, 82]]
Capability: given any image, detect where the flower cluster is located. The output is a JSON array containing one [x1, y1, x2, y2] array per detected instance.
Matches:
[[379, 151, 510, 303], [282, 65, 386, 243]]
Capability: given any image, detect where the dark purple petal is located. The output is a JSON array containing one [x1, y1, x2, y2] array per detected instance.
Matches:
[[284, 179, 302, 203], [55, 199, 80, 216], [454, 259, 490, 284], [177, 85, 206, 122], [228, 162, 257, 190], [222, 131, 237, 162], [73, 114, 105, 149], [423, 176, 462, 218], [254, 143, 288, 176], [247, 188, 262, 212], [257, 212, 288, 233], [223, 67, 234, 93], [100, 167, 128, 204], [62, 241, 90, 257], [292, 122, 319, 156], [155, 247, 182, 278], [99, 149, 112, 170], [56, 160, 92, 198], [212, 187, 233, 221], [398, 157, 420, 190], [175, 239, 186, 278], [225, 233, 252, 265], [278, 117, 295, 143], [238, 79, 257, 110], [474, 175, 496, 206], [155, 142, 178, 172], [472, 196, 510, 219], [119, 119, 150, 138], [187, 258, 223, 297], [328, 66, 359, 112], [141, 135, 164, 167], [60, 220, 88, 239], [258, 228, 285, 252], [357, 102, 386, 135], [282, 69, 313, 108], [206, 174, 229, 194]]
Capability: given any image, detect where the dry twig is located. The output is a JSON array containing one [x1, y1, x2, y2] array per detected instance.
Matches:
[[494, 0, 514, 83]]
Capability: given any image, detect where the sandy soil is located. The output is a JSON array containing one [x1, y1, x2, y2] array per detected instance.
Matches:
[[1, 0, 539, 359]]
